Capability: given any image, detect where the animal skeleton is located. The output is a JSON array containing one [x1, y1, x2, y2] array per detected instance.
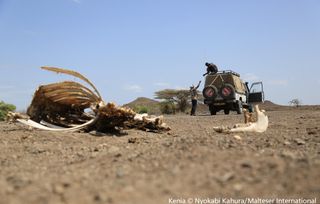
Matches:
[[213, 105, 268, 133], [9, 67, 170, 133], [243, 108, 256, 124]]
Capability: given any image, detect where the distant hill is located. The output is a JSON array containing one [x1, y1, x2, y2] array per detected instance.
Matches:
[[261, 100, 320, 111], [124, 97, 159, 107], [123, 97, 320, 115], [260, 100, 285, 111], [123, 97, 161, 114]]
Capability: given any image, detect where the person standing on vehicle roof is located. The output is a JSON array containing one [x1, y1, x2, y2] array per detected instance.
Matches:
[[190, 81, 202, 116], [203, 62, 218, 76]]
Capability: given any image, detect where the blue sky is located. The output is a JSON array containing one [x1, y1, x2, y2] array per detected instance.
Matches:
[[0, 0, 319, 110]]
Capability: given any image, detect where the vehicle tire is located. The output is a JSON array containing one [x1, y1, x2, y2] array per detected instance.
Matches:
[[220, 83, 235, 100], [224, 109, 230, 115], [203, 85, 218, 100], [209, 104, 217, 115], [236, 100, 243, 114]]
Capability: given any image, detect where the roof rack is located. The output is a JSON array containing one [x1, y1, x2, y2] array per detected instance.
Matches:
[[209, 70, 240, 77]]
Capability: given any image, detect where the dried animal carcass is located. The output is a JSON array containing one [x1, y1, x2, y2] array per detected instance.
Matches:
[[213, 105, 268, 133], [11, 67, 170, 133]]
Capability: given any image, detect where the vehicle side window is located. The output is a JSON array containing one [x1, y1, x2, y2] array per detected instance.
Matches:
[[250, 83, 262, 93]]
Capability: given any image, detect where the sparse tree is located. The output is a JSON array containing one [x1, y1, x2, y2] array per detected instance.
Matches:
[[289, 99, 302, 107], [155, 89, 202, 112]]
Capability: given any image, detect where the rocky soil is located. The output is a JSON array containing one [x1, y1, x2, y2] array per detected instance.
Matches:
[[0, 107, 319, 204]]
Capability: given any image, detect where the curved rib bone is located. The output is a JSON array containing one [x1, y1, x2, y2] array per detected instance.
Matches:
[[17, 117, 97, 132], [41, 66, 103, 100]]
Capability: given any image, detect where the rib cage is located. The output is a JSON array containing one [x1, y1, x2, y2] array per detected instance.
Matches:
[[40, 81, 100, 108], [41, 66, 103, 100], [11, 66, 170, 133]]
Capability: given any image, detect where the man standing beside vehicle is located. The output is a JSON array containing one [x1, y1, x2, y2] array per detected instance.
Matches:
[[190, 81, 201, 116]]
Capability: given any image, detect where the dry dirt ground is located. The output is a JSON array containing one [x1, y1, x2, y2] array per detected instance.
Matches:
[[0, 107, 319, 204]]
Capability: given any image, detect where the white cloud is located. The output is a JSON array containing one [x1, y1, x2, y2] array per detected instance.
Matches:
[[124, 85, 143, 93], [266, 79, 289, 86]]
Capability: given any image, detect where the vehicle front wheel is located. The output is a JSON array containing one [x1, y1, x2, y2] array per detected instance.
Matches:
[[236, 100, 243, 114], [224, 109, 230, 115]]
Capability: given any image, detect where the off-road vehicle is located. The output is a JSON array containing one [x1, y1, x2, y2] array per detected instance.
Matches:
[[202, 70, 264, 115]]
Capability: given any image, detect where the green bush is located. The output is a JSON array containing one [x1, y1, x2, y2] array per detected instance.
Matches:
[[134, 105, 150, 114], [0, 101, 16, 121], [159, 101, 176, 114]]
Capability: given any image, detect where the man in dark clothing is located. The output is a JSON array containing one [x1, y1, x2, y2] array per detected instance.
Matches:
[[190, 81, 201, 116], [203, 62, 218, 76]]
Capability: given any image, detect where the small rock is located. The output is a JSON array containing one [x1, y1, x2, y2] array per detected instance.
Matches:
[[80, 147, 90, 151], [306, 127, 318, 135], [115, 153, 122, 158], [30, 148, 46, 154], [128, 138, 137, 144], [240, 161, 252, 168], [93, 143, 108, 152], [162, 141, 172, 147], [97, 143, 108, 149], [294, 138, 306, 145], [94, 194, 102, 201], [233, 135, 242, 140], [217, 172, 235, 183], [93, 193, 107, 202], [53, 184, 64, 195], [21, 135, 29, 140], [283, 141, 291, 145], [89, 131, 107, 136], [11, 155, 18, 159]]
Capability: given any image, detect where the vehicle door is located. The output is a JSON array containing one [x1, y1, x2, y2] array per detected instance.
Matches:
[[248, 82, 264, 103]]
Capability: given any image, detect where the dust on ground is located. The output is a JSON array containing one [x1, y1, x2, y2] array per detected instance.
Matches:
[[0, 107, 319, 204]]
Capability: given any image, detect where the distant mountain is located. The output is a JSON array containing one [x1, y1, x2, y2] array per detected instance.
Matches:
[[258, 100, 282, 111], [123, 97, 160, 114], [124, 97, 159, 107]]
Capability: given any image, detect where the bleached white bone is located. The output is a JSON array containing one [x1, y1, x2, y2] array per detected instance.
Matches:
[[213, 105, 268, 133], [230, 105, 268, 133], [17, 117, 96, 132]]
